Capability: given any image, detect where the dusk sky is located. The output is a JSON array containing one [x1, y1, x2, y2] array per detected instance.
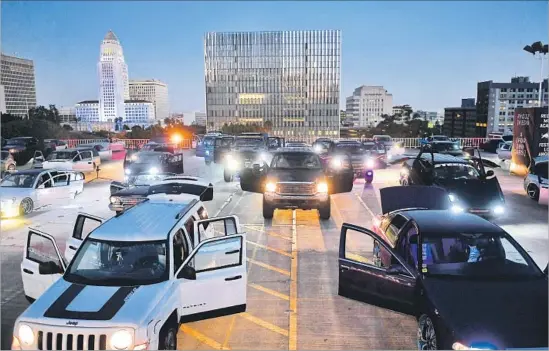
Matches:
[[2, 1, 547, 114]]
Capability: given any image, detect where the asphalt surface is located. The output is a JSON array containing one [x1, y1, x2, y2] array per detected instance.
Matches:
[[1, 150, 547, 350]]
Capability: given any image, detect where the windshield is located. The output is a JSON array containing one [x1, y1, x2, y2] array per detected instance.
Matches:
[[433, 136, 449, 141], [1, 173, 37, 188], [134, 153, 164, 164], [127, 174, 169, 186], [271, 153, 321, 169], [434, 163, 480, 180], [374, 136, 391, 142], [433, 143, 460, 151], [1, 151, 8, 160], [235, 138, 263, 148], [419, 233, 541, 279], [203, 137, 215, 146], [48, 151, 78, 160], [6, 138, 26, 146], [65, 239, 168, 286], [335, 144, 364, 154]]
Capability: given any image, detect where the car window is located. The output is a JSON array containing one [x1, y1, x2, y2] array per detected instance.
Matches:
[[37, 173, 53, 188], [184, 217, 195, 245], [534, 163, 548, 179], [173, 229, 189, 274], [272, 153, 322, 169], [384, 214, 407, 246], [27, 232, 62, 269]]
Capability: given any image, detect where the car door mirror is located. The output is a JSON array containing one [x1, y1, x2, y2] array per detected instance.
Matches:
[[178, 264, 196, 280], [386, 264, 408, 276], [39, 261, 64, 275], [485, 170, 495, 178], [37, 184, 45, 189]]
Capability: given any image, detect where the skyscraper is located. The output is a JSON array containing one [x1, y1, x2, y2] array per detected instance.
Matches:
[[345, 86, 393, 127], [0, 53, 37, 117], [129, 79, 169, 120], [98, 30, 129, 122], [204, 30, 341, 140]]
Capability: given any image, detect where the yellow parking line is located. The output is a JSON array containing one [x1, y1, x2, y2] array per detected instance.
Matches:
[[179, 325, 231, 350], [289, 210, 298, 350], [239, 312, 289, 337], [247, 241, 292, 257], [248, 283, 290, 301], [247, 258, 291, 276], [242, 225, 293, 241]]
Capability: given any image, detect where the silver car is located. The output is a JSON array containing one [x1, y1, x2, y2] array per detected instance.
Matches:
[[524, 157, 548, 201], [1, 150, 16, 171]]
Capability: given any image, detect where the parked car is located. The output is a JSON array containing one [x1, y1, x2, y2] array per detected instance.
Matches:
[[496, 141, 513, 161], [0, 169, 84, 217], [43, 139, 68, 156], [40, 148, 100, 172], [1, 150, 16, 171], [1, 137, 42, 165], [480, 139, 504, 153], [524, 156, 548, 201], [77, 142, 113, 161]]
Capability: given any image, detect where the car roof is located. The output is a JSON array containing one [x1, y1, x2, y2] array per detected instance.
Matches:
[[275, 147, 316, 154], [90, 199, 196, 241], [418, 153, 468, 164], [400, 210, 504, 235], [4, 169, 45, 175]]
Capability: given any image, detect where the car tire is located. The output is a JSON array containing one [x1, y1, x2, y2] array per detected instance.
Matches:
[[417, 314, 438, 350], [25, 295, 35, 304], [224, 169, 233, 182], [401, 177, 410, 186], [158, 321, 178, 350], [527, 184, 540, 201], [318, 200, 331, 220], [19, 198, 34, 216], [7, 164, 15, 171], [262, 197, 274, 219]]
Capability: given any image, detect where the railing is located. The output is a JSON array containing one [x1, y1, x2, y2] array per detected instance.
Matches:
[[61, 138, 192, 150], [283, 137, 488, 148]]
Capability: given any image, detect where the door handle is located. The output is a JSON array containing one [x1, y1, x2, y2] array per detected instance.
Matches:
[[88, 162, 92, 164], [69, 245, 77, 250], [225, 250, 240, 255], [23, 269, 34, 275], [225, 275, 242, 281]]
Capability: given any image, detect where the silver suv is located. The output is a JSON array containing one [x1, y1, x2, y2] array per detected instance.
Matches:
[[524, 158, 548, 201]]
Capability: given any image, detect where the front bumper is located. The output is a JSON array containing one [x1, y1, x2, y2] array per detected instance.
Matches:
[[264, 192, 329, 210], [0, 200, 19, 218]]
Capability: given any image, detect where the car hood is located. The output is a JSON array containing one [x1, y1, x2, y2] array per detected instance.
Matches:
[[113, 186, 150, 196], [268, 168, 324, 182], [126, 163, 163, 174], [435, 178, 504, 207], [0, 187, 34, 200], [21, 278, 174, 327], [423, 277, 548, 349]]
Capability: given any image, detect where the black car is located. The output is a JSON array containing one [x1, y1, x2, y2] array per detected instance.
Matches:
[[239, 147, 354, 219], [480, 139, 504, 153], [2, 137, 42, 165], [332, 141, 383, 181], [399, 147, 505, 218], [429, 141, 463, 156], [109, 172, 176, 212], [338, 185, 548, 350], [222, 134, 284, 182], [123, 151, 184, 176]]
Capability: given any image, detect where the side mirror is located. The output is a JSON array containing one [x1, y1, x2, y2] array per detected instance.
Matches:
[[386, 264, 408, 276], [39, 261, 64, 275], [485, 170, 495, 177], [37, 184, 45, 189], [178, 265, 196, 280]]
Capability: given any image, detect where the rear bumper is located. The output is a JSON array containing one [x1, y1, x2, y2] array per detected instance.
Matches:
[[264, 192, 329, 210]]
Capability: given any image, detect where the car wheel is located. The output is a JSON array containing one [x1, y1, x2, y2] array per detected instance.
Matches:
[[527, 184, 540, 201], [158, 322, 177, 350], [262, 197, 274, 219], [224, 169, 233, 182], [7, 164, 15, 171], [401, 177, 409, 186], [20, 198, 34, 216], [318, 200, 331, 220], [417, 314, 438, 350]]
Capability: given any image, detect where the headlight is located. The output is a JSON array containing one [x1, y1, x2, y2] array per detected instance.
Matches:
[[110, 196, 121, 204], [365, 158, 375, 168], [131, 154, 138, 161], [265, 182, 276, 192], [9, 148, 17, 153], [331, 157, 343, 169], [317, 182, 328, 193], [125, 168, 131, 175], [493, 205, 504, 215], [451, 205, 464, 213], [205, 150, 210, 155], [18, 324, 34, 346], [448, 193, 456, 202], [387, 153, 393, 160], [452, 341, 495, 350], [400, 168, 409, 176], [3, 197, 16, 206], [226, 154, 233, 160], [111, 329, 133, 350], [149, 167, 159, 175], [314, 145, 323, 153]]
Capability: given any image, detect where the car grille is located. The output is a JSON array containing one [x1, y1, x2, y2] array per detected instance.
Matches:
[[277, 182, 316, 195], [120, 196, 147, 206], [37, 331, 107, 350]]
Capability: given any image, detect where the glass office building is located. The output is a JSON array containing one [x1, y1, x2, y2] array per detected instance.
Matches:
[[204, 30, 341, 140]]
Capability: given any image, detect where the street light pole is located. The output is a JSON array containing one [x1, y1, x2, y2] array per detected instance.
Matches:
[[523, 41, 548, 107], [538, 54, 545, 106]]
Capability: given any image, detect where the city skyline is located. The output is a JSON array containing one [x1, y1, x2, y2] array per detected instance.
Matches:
[[2, 1, 547, 113]]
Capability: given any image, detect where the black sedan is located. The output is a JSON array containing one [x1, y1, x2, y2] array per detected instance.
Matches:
[[109, 172, 176, 212], [399, 148, 505, 218], [123, 151, 184, 176], [339, 185, 548, 350], [429, 141, 464, 157]]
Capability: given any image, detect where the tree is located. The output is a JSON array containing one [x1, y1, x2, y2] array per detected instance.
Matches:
[[412, 112, 421, 120], [28, 105, 60, 124]]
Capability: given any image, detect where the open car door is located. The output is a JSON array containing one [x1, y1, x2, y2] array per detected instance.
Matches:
[[32, 150, 45, 169], [193, 215, 240, 245], [167, 153, 185, 174], [65, 213, 104, 262], [178, 218, 247, 322], [338, 223, 416, 312], [21, 229, 66, 301], [327, 153, 354, 194], [239, 164, 267, 193]]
